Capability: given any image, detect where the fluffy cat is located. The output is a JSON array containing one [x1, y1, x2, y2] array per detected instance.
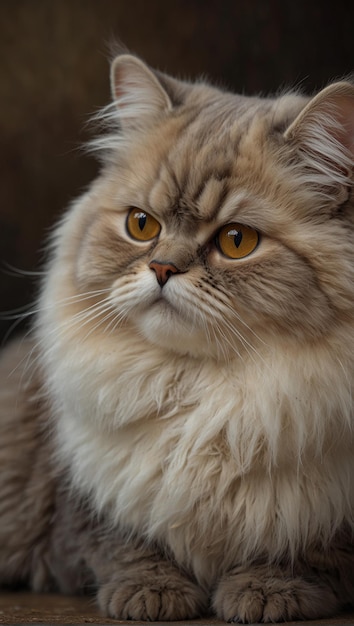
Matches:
[[0, 54, 354, 623]]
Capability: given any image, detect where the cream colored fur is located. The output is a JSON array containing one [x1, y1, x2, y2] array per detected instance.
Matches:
[[1, 54, 354, 621]]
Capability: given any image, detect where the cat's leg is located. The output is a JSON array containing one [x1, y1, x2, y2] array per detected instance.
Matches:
[[48, 486, 207, 621], [90, 537, 208, 621], [212, 560, 345, 623]]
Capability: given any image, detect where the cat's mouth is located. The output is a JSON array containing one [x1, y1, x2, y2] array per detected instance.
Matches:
[[138, 291, 193, 330], [136, 291, 210, 356], [151, 294, 180, 316]]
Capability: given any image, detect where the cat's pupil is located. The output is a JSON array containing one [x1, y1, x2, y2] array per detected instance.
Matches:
[[138, 213, 147, 231], [230, 229, 243, 248]]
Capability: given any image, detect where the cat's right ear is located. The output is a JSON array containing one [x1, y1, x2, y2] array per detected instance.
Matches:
[[110, 55, 173, 132], [284, 82, 354, 200]]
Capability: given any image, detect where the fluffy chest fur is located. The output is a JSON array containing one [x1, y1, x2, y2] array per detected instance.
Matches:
[[43, 321, 354, 583]]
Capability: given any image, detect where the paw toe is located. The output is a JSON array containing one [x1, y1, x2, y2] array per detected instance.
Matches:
[[213, 566, 341, 623], [98, 577, 206, 620]]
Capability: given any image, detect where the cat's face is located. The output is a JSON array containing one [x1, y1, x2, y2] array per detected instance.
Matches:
[[66, 57, 354, 360]]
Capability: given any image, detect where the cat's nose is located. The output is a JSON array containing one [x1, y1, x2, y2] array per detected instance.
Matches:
[[149, 260, 179, 287]]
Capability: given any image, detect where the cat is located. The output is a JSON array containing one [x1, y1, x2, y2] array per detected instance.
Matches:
[[0, 53, 354, 624]]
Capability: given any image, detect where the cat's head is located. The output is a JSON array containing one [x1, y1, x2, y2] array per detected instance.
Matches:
[[53, 55, 354, 360]]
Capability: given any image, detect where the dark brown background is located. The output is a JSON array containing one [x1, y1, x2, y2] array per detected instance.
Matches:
[[1, 0, 353, 342]]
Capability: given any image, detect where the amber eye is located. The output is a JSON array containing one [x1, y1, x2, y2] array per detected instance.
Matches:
[[216, 223, 259, 259], [126, 208, 161, 241]]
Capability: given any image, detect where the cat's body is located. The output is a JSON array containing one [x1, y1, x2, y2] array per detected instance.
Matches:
[[1, 55, 354, 622]]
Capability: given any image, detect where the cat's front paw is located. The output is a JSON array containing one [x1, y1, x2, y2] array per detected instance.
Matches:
[[213, 565, 339, 623], [98, 571, 206, 621]]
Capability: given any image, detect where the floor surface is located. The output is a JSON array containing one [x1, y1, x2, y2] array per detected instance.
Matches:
[[0, 592, 354, 625]]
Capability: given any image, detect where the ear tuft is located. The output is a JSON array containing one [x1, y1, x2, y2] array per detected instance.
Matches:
[[110, 55, 172, 132], [284, 82, 354, 200]]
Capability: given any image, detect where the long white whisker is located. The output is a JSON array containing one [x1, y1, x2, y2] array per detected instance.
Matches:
[[66, 298, 113, 324], [223, 300, 268, 348], [177, 281, 269, 366], [12, 300, 121, 397], [80, 307, 119, 341], [221, 317, 262, 366], [105, 309, 129, 335], [210, 320, 235, 363], [10, 298, 117, 383], [206, 288, 268, 348], [0, 289, 112, 321], [1, 262, 45, 278]]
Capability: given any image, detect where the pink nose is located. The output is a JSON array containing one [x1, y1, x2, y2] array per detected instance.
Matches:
[[149, 260, 179, 287]]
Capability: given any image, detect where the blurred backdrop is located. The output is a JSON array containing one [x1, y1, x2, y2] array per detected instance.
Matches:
[[0, 0, 353, 342]]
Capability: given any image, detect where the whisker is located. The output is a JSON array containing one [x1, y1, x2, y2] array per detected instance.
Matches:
[[66, 298, 113, 324], [0, 289, 112, 321], [10, 297, 116, 381], [80, 308, 118, 341], [105, 309, 129, 335], [221, 317, 263, 367], [178, 282, 268, 366], [209, 320, 234, 363], [1, 262, 45, 278], [207, 288, 268, 348], [7, 331, 41, 387], [224, 301, 268, 348], [0, 301, 38, 319]]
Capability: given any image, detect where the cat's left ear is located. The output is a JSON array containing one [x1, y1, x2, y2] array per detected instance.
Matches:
[[110, 55, 172, 132], [284, 82, 354, 197]]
